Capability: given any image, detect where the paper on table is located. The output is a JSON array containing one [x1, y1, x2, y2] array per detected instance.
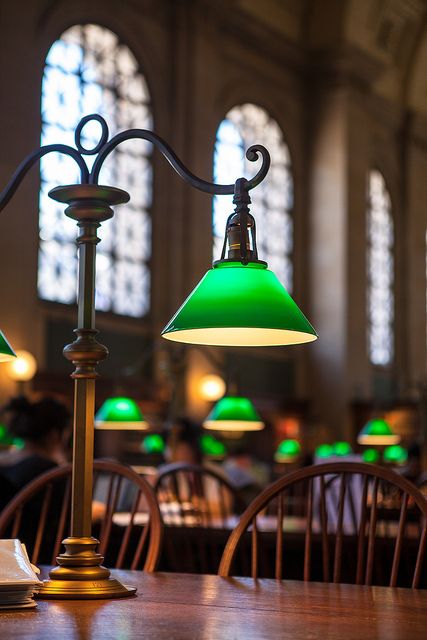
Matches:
[[0, 539, 41, 586]]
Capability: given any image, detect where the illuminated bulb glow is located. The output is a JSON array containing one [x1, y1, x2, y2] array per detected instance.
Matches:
[[199, 374, 226, 401], [5, 350, 37, 381]]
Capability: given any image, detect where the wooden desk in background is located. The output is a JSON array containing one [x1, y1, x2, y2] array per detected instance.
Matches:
[[1, 570, 426, 639]]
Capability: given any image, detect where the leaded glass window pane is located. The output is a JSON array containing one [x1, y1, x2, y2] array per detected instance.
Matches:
[[367, 170, 394, 366], [38, 24, 152, 317], [213, 104, 293, 292]]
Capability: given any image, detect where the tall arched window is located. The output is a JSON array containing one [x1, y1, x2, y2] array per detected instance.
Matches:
[[213, 104, 293, 292], [38, 24, 152, 317], [367, 170, 394, 365]]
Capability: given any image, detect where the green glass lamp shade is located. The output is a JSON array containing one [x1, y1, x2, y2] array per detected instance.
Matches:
[[0, 330, 16, 362], [0, 424, 23, 448], [95, 397, 148, 430], [362, 448, 380, 464], [315, 443, 334, 458], [201, 434, 227, 458], [203, 396, 264, 431], [357, 419, 400, 445], [141, 434, 165, 454], [274, 439, 301, 462], [383, 445, 408, 465], [162, 261, 317, 347], [332, 441, 352, 456], [0, 424, 13, 446]]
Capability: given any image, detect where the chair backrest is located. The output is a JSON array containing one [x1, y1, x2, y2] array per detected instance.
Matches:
[[155, 463, 246, 527], [0, 459, 163, 571], [218, 462, 427, 588]]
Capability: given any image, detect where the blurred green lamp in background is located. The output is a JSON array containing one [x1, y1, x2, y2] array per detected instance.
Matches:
[[0, 423, 24, 449], [357, 418, 400, 445], [383, 444, 408, 465], [201, 433, 227, 459], [332, 441, 352, 456], [141, 434, 165, 455], [274, 439, 301, 463], [203, 396, 264, 432], [315, 443, 334, 458], [362, 448, 380, 464], [95, 397, 148, 430]]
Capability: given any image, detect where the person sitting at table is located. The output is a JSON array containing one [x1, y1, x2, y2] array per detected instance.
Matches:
[[0, 395, 71, 509]]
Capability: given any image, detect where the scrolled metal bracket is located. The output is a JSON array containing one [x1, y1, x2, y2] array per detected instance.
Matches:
[[0, 114, 270, 213], [88, 115, 270, 195]]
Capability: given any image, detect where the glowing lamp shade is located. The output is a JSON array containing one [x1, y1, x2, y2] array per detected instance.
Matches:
[[201, 434, 227, 458], [203, 396, 264, 432], [199, 374, 226, 401], [0, 424, 24, 449], [275, 439, 301, 462], [0, 331, 16, 363], [95, 397, 148, 430], [357, 419, 400, 445], [141, 434, 165, 455], [332, 441, 352, 456], [362, 448, 380, 464], [383, 445, 408, 465], [315, 443, 334, 458], [5, 349, 37, 381], [162, 262, 317, 347]]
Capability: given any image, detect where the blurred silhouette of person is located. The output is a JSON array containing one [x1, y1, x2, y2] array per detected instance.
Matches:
[[0, 395, 71, 507], [164, 417, 202, 465], [222, 447, 268, 503]]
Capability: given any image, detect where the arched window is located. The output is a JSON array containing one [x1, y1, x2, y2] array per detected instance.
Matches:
[[367, 170, 394, 365], [38, 24, 152, 317], [213, 104, 293, 292]]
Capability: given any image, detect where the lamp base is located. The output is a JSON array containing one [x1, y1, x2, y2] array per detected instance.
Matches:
[[36, 536, 137, 600]]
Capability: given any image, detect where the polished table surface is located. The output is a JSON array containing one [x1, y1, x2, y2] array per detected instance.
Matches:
[[1, 570, 427, 639]]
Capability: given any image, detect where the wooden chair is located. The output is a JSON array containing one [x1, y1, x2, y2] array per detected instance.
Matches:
[[218, 462, 427, 588], [154, 463, 247, 573], [0, 459, 163, 571], [155, 462, 247, 527]]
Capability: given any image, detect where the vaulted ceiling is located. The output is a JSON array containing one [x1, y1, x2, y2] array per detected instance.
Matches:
[[213, 0, 427, 115]]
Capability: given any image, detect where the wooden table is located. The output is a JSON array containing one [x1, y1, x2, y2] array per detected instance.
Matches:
[[1, 570, 427, 639]]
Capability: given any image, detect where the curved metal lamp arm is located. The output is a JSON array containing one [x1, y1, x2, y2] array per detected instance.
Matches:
[[0, 145, 89, 212], [89, 122, 270, 194], [0, 113, 270, 212]]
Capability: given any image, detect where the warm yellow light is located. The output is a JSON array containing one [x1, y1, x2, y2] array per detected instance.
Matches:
[[163, 327, 317, 347], [199, 374, 226, 401], [357, 434, 401, 445], [203, 419, 264, 431], [5, 350, 37, 381]]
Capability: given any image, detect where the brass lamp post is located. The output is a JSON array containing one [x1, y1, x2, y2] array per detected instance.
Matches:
[[0, 114, 316, 599]]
